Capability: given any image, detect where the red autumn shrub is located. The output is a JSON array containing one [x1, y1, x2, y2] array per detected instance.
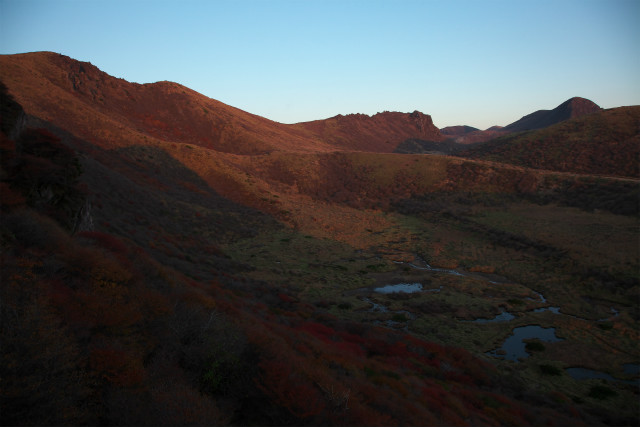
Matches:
[[298, 321, 336, 342], [257, 359, 326, 420], [332, 340, 366, 358], [90, 346, 145, 387], [0, 181, 26, 210], [78, 231, 129, 256]]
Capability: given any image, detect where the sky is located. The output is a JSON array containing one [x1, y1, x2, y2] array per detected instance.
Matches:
[[1, 0, 639, 129]]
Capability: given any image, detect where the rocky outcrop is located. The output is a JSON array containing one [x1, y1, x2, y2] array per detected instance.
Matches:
[[295, 110, 443, 152]]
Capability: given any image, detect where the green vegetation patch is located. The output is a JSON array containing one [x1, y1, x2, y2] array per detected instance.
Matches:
[[525, 341, 546, 352], [587, 385, 618, 400], [539, 364, 562, 376]]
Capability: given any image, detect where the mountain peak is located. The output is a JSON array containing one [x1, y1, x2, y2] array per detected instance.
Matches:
[[558, 97, 602, 118], [505, 97, 601, 132]]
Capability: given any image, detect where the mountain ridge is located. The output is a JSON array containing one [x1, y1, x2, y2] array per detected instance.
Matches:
[[1, 51, 635, 180], [0, 51, 442, 154], [2, 51, 608, 156]]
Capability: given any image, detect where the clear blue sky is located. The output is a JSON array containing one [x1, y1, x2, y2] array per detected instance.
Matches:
[[1, 0, 638, 129]]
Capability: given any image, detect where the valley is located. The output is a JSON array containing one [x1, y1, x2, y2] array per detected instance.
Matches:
[[1, 52, 638, 426]]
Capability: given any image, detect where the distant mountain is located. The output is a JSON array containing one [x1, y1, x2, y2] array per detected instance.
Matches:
[[408, 98, 604, 151], [458, 106, 640, 178], [504, 97, 602, 132], [439, 128, 508, 145], [440, 125, 479, 137], [433, 125, 485, 146]]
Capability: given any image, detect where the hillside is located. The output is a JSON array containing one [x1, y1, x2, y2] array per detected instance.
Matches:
[[0, 52, 337, 154], [458, 106, 640, 178], [1, 52, 639, 426]]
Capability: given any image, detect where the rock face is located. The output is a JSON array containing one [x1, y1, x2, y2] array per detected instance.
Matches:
[[504, 97, 602, 132], [294, 110, 443, 152]]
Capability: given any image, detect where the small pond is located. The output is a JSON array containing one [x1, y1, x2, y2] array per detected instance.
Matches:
[[374, 283, 423, 294], [533, 306, 561, 314], [623, 363, 640, 376], [373, 282, 444, 294], [566, 367, 639, 386], [487, 325, 564, 362]]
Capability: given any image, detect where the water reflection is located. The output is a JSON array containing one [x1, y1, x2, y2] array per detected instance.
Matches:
[[487, 325, 563, 362], [533, 306, 561, 314], [374, 283, 423, 294], [623, 363, 640, 376], [566, 367, 639, 386]]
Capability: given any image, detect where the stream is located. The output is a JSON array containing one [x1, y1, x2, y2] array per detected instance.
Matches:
[[393, 260, 506, 284]]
